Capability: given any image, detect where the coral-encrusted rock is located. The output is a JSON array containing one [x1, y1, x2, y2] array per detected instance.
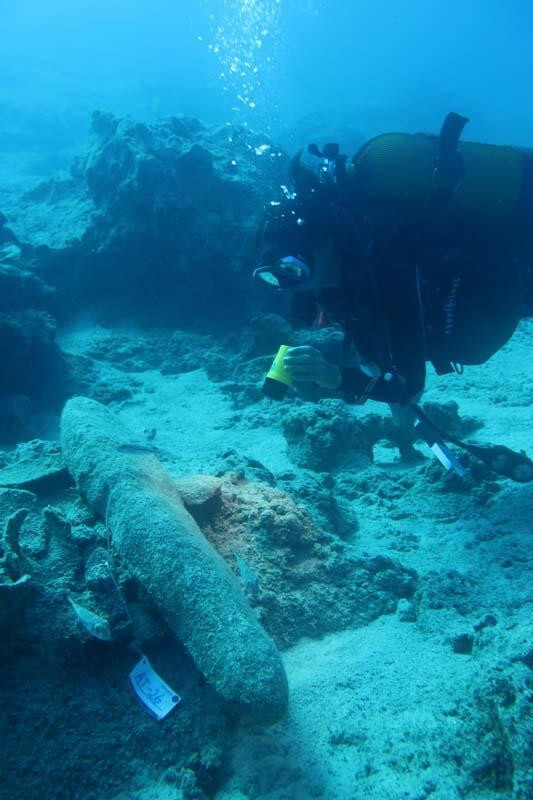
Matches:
[[0, 262, 55, 313], [239, 313, 295, 360], [0, 309, 64, 398], [199, 477, 417, 648], [160, 331, 223, 376], [175, 475, 222, 512], [421, 400, 482, 439], [282, 399, 374, 472], [0, 219, 67, 434], [3, 114, 290, 326], [76, 112, 289, 324], [0, 439, 70, 491]]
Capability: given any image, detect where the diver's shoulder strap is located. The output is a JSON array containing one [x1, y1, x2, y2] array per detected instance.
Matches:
[[432, 112, 470, 201]]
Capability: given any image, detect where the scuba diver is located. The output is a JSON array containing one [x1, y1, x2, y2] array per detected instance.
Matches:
[[253, 113, 533, 482]]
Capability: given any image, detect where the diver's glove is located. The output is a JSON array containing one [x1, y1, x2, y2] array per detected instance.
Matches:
[[283, 346, 343, 390]]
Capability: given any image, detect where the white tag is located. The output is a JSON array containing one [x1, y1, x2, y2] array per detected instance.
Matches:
[[431, 442, 466, 477], [129, 656, 181, 720], [431, 441, 453, 470]]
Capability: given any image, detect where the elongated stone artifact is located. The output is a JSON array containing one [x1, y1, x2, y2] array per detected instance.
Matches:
[[60, 396, 288, 724]]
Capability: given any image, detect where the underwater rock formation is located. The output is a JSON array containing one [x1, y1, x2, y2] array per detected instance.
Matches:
[[12, 111, 289, 327], [0, 260, 54, 313], [0, 439, 70, 491], [0, 228, 67, 441], [282, 398, 374, 471], [0, 309, 59, 390], [281, 398, 432, 472], [0, 507, 32, 622], [60, 396, 288, 724], [0, 309, 66, 442], [193, 474, 417, 649], [79, 111, 288, 323]]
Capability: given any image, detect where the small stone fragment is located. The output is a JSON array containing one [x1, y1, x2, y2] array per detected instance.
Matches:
[[451, 632, 474, 654], [43, 506, 71, 541], [70, 523, 98, 544], [397, 598, 417, 622], [85, 547, 113, 590], [175, 475, 222, 509], [474, 613, 498, 631]]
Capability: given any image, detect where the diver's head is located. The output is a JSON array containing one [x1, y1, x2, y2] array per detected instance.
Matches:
[[253, 153, 350, 295], [253, 241, 342, 295]]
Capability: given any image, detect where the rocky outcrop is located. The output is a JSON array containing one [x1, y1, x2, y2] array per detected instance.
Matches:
[[0, 112, 293, 437], [192, 474, 417, 649], [11, 112, 289, 327], [0, 308, 60, 392], [0, 230, 66, 441], [0, 261, 53, 313], [0, 440, 70, 491], [78, 112, 288, 323]]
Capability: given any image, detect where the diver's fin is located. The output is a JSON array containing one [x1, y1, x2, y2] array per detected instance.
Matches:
[[412, 404, 533, 483], [457, 442, 533, 483]]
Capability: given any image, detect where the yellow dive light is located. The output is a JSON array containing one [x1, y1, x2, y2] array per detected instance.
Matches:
[[262, 345, 293, 399]]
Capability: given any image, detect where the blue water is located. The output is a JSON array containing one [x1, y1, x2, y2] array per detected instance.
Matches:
[[2, 0, 533, 154]]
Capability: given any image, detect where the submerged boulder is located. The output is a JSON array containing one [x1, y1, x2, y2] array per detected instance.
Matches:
[[75, 112, 288, 324], [0, 261, 54, 313], [0, 440, 71, 491], [3, 112, 289, 327], [0, 309, 65, 407], [282, 399, 374, 472], [195, 476, 417, 649]]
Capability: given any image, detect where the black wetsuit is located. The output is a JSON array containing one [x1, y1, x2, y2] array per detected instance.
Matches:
[[308, 217, 532, 406], [279, 138, 533, 406]]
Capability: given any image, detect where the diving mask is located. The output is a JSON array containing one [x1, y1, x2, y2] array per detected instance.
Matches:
[[253, 255, 312, 291]]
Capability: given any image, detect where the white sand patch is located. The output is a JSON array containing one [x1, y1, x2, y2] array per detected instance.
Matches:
[[219, 615, 483, 800]]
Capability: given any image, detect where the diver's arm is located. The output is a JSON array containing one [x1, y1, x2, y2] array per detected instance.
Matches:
[[283, 346, 424, 401], [338, 361, 424, 404]]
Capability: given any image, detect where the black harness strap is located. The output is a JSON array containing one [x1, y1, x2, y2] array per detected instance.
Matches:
[[432, 112, 470, 203]]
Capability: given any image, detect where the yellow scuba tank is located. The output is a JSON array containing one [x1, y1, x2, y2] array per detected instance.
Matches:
[[348, 126, 525, 221]]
